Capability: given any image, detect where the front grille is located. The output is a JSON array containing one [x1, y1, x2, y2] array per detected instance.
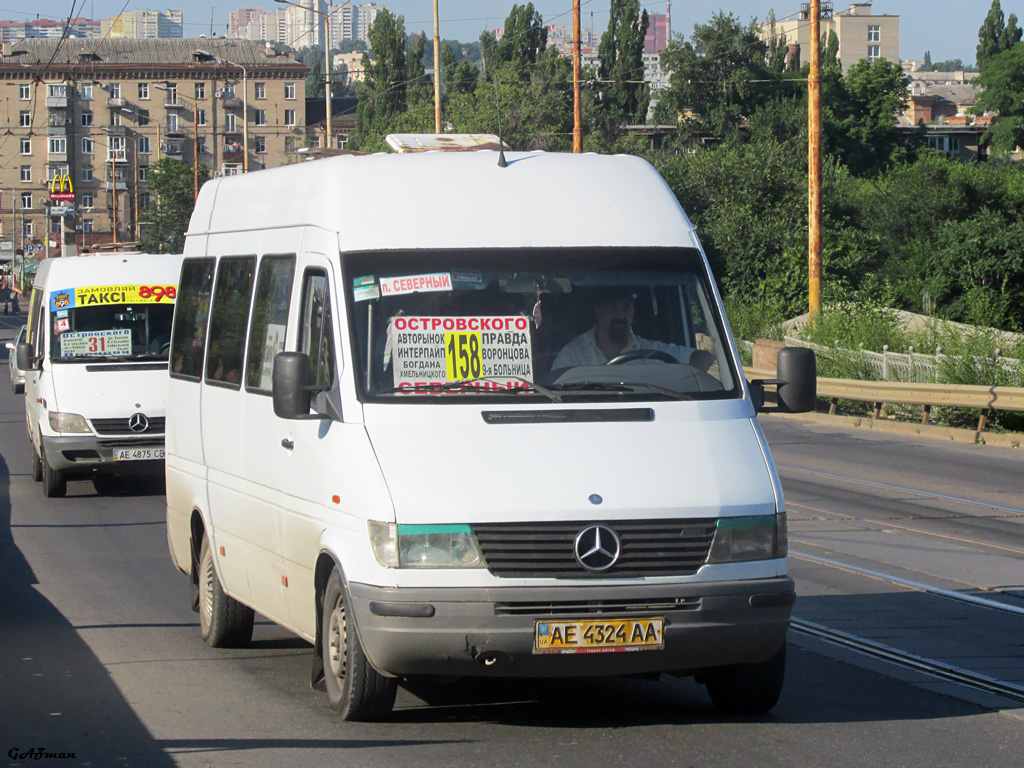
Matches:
[[90, 417, 165, 435], [494, 596, 702, 616], [472, 519, 717, 579], [96, 438, 165, 449]]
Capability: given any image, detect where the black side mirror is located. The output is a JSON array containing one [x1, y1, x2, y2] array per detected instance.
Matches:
[[16, 342, 37, 372], [272, 352, 312, 419], [776, 347, 817, 413]]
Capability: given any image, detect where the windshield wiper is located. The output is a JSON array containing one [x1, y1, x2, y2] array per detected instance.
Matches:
[[380, 377, 562, 403], [550, 381, 695, 401]]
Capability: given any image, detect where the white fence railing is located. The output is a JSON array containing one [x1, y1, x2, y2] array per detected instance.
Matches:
[[780, 336, 1023, 387]]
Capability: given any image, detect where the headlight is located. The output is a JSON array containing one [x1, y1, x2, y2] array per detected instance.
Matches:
[[368, 522, 485, 569], [706, 513, 786, 564], [48, 411, 92, 434]]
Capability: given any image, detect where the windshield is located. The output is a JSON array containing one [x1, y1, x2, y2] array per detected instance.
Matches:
[[345, 248, 740, 402], [48, 284, 175, 362]]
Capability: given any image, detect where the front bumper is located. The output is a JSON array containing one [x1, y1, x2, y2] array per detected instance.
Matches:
[[41, 433, 165, 474], [348, 576, 795, 678]]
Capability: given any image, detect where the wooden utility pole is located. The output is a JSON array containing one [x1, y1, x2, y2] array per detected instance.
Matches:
[[808, 0, 822, 318], [572, 0, 582, 152], [433, 1, 442, 133]]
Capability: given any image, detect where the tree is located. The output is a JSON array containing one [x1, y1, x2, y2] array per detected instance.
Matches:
[[139, 158, 210, 254], [482, 3, 547, 79], [923, 50, 933, 69], [597, 0, 650, 125], [441, 43, 478, 98], [975, 42, 1024, 154], [351, 10, 408, 150], [406, 32, 432, 107], [656, 13, 774, 139], [977, 0, 1022, 68]]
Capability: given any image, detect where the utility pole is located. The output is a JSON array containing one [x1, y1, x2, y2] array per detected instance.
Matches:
[[808, 0, 822, 319], [572, 0, 582, 153], [433, 1, 442, 133]]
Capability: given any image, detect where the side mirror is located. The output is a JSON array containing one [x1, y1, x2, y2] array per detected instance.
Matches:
[[16, 342, 37, 372], [776, 347, 817, 413], [272, 352, 312, 419]]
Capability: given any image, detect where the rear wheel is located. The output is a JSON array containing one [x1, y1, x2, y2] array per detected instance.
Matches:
[[322, 568, 396, 721], [41, 445, 66, 498], [198, 536, 254, 648], [702, 643, 786, 714]]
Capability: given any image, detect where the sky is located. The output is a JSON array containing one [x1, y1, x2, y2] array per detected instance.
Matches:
[[15, 1, 987, 64]]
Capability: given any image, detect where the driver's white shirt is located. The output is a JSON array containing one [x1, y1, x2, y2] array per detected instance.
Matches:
[[552, 328, 693, 369]]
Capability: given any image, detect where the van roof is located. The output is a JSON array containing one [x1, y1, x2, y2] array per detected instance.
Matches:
[[33, 253, 183, 290], [189, 151, 699, 252]]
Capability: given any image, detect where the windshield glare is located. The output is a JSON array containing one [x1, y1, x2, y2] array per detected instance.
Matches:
[[50, 303, 174, 361], [346, 249, 739, 402]]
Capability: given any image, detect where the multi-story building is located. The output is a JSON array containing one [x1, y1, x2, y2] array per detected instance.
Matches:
[[644, 13, 670, 55], [0, 38, 308, 253], [0, 18, 101, 42], [760, 2, 899, 73], [102, 10, 185, 39], [229, 3, 384, 50]]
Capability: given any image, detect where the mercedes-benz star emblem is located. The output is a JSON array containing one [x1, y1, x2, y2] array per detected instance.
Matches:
[[574, 524, 621, 572], [128, 413, 149, 433]]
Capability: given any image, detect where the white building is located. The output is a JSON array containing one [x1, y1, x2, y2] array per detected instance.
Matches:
[[229, 2, 383, 49]]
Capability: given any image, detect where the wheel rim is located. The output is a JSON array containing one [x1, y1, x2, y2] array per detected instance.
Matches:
[[200, 549, 214, 630], [327, 595, 347, 680]]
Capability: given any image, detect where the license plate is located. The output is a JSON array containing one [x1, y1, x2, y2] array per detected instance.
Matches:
[[535, 617, 664, 654], [113, 447, 165, 461]]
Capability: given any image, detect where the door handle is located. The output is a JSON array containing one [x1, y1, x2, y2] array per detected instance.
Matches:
[[281, 439, 294, 450]]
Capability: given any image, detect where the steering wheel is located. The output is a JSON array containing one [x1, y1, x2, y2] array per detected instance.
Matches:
[[605, 349, 679, 365]]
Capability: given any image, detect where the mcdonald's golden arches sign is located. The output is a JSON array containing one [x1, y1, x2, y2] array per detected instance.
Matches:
[[50, 174, 74, 202]]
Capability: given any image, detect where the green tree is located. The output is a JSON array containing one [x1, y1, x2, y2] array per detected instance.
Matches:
[[923, 50, 932, 69], [406, 32, 432, 107], [975, 42, 1024, 154], [139, 158, 210, 254], [482, 3, 547, 79], [597, 0, 650, 125], [977, 0, 1022, 67], [828, 58, 910, 175], [441, 42, 478, 98], [351, 10, 408, 150], [655, 13, 774, 139]]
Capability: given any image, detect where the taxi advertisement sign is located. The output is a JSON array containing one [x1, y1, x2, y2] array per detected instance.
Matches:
[[49, 284, 177, 312], [389, 315, 534, 390]]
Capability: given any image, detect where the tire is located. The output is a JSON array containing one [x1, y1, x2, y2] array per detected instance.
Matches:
[[31, 445, 42, 482], [198, 536, 254, 648], [41, 445, 66, 498], [322, 568, 397, 721], [702, 643, 786, 714]]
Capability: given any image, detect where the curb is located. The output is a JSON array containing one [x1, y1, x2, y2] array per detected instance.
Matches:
[[761, 410, 1023, 449]]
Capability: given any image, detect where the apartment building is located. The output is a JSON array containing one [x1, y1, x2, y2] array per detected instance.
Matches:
[[101, 10, 185, 39], [0, 38, 308, 253], [228, 2, 385, 50], [761, 2, 899, 73], [0, 18, 101, 42]]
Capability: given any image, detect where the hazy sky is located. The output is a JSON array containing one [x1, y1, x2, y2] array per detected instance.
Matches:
[[18, 1, 988, 64]]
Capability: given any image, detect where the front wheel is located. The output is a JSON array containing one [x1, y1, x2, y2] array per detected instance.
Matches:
[[701, 643, 786, 714], [322, 569, 397, 721], [31, 445, 42, 482], [198, 536, 254, 648], [41, 446, 66, 498]]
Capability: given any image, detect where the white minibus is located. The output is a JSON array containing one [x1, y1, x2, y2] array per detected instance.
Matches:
[[165, 142, 815, 721], [18, 252, 183, 497]]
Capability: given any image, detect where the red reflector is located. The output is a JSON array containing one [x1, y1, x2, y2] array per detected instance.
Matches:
[[281, 576, 288, 587], [219, 546, 225, 556], [332, 495, 340, 504]]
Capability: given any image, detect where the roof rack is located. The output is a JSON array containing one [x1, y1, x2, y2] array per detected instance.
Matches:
[[385, 133, 509, 153]]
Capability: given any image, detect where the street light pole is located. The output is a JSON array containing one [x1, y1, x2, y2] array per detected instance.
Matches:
[[808, 0, 822, 319], [433, 1, 441, 133]]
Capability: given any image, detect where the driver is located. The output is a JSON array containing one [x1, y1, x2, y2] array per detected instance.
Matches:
[[552, 287, 714, 370]]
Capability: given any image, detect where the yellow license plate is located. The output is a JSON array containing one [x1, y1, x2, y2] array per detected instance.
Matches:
[[535, 617, 664, 654]]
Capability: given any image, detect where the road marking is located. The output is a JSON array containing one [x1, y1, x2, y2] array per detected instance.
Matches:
[[779, 465, 1024, 516]]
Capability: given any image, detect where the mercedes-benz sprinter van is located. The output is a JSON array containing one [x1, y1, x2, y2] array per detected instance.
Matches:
[[18, 252, 182, 497], [165, 141, 815, 721]]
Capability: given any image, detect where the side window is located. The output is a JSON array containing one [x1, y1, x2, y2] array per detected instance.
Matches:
[[27, 287, 44, 347], [245, 255, 295, 392], [206, 257, 256, 388], [170, 258, 215, 380], [299, 270, 336, 390]]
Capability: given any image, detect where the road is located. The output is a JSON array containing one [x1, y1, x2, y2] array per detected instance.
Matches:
[[2, 315, 1024, 768]]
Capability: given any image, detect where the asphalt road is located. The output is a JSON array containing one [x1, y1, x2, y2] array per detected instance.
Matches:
[[2, 320, 1024, 768]]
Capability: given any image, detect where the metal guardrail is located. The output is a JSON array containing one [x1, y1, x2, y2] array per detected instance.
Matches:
[[745, 367, 1024, 432]]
